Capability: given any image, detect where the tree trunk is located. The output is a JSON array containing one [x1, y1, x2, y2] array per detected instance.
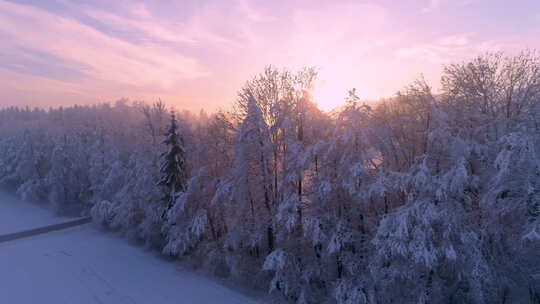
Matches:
[[267, 225, 274, 253]]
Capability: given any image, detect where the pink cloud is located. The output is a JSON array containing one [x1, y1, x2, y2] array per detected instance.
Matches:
[[422, 0, 446, 13], [0, 1, 209, 89], [1, 0, 539, 112]]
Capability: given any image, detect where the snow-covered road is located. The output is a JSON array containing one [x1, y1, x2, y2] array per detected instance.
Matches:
[[0, 195, 261, 304]]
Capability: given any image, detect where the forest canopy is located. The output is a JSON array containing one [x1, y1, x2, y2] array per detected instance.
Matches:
[[1, 51, 539, 303]]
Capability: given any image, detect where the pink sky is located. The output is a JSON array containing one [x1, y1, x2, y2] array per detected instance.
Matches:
[[0, 0, 539, 111]]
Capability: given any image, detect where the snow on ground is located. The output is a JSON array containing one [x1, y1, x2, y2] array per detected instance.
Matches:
[[0, 195, 262, 304], [0, 192, 70, 235]]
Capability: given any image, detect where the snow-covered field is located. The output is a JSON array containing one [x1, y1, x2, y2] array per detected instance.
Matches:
[[0, 195, 261, 304], [0, 192, 69, 235]]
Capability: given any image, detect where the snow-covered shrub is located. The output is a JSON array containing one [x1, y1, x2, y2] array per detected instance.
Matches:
[[91, 200, 115, 229]]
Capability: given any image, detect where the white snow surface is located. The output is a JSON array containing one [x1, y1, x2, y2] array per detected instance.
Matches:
[[0, 192, 69, 234], [0, 194, 261, 304]]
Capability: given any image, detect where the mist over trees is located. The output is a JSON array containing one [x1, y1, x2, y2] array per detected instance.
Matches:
[[1, 51, 539, 303]]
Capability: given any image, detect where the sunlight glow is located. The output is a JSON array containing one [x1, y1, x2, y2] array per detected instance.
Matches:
[[311, 75, 349, 112]]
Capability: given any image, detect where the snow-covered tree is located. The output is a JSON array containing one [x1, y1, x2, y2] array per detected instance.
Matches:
[[159, 111, 188, 213], [211, 96, 275, 283], [1, 54, 539, 303]]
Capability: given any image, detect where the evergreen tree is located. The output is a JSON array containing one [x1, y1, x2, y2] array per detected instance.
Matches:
[[159, 111, 188, 215]]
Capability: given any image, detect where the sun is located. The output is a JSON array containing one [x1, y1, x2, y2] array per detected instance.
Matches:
[[310, 70, 352, 111]]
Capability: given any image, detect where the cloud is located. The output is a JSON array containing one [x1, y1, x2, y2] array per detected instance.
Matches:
[[235, 0, 276, 23], [285, 3, 392, 63], [422, 0, 473, 13], [437, 33, 474, 46], [0, 66, 100, 108], [393, 32, 525, 64], [0, 45, 90, 81], [0, 0, 290, 110], [82, 8, 197, 45], [394, 33, 473, 63], [422, 0, 446, 13], [1, 0, 538, 112], [78, 2, 248, 51], [0, 0, 209, 91]]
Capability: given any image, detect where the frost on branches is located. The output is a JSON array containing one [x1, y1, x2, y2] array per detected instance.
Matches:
[[1, 53, 540, 303]]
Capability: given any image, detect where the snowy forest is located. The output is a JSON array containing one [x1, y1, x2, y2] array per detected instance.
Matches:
[[1, 51, 539, 303]]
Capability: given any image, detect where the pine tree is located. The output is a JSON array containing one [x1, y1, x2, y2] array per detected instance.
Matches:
[[159, 111, 188, 215]]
